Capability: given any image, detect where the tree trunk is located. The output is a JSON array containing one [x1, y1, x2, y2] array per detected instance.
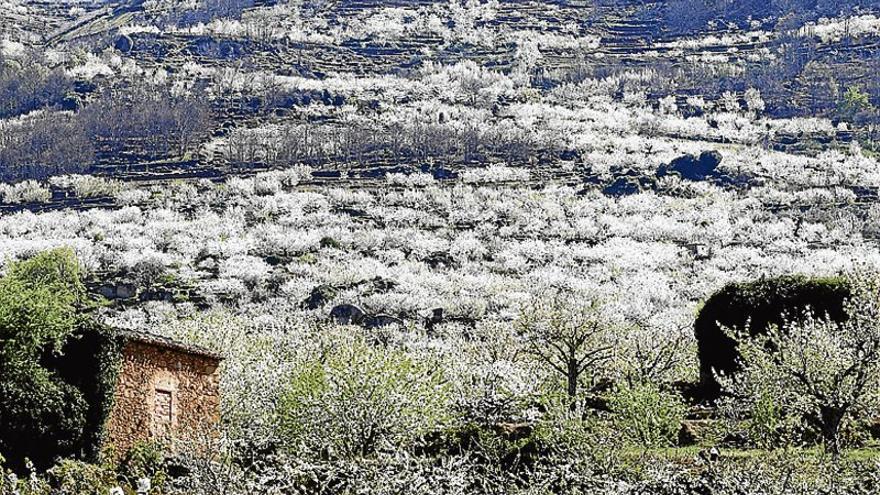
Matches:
[[567, 361, 578, 412], [819, 405, 846, 459]]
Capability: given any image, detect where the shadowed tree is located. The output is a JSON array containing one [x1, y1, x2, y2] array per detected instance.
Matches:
[[0, 248, 89, 470]]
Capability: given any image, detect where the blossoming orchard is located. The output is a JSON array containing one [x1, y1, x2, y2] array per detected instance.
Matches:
[[2, 0, 880, 493]]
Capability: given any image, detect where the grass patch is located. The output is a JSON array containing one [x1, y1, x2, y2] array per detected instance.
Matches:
[[621, 446, 880, 463]]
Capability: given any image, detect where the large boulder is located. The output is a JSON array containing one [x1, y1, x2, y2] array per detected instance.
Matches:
[[659, 151, 723, 181], [114, 35, 133, 53], [307, 277, 398, 313], [603, 176, 642, 197], [97, 282, 138, 301], [329, 304, 366, 326], [695, 276, 851, 399]]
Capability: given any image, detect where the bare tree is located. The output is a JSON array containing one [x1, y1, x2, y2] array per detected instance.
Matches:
[[516, 290, 614, 411], [168, 95, 213, 158], [82, 87, 212, 162], [0, 51, 73, 119], [0, 114, 93, 181], [620, 312, 692, 386]]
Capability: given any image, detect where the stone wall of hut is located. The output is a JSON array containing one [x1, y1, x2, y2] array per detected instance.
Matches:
[[104, 340, 221, 456]]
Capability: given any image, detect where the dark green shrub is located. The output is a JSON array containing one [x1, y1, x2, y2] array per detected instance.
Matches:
[[118, 441, 167, 490], [0, 248, 98, 470], [319, 236, 342, 250], [0, 370, 88, 469], [44, 321, 123, 463], [694, 275, 850, 399]]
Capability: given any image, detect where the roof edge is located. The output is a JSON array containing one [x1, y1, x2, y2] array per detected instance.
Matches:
[[116, 329, 224, 361]]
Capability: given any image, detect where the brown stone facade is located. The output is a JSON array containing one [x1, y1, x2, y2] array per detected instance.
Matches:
[[104, 336, 221, 457]]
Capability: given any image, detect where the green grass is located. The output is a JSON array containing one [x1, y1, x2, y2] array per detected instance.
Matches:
[[621, 446, 880, 463]]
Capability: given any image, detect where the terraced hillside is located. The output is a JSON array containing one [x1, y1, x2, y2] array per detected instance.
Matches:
[[3, 1, 880, 492]]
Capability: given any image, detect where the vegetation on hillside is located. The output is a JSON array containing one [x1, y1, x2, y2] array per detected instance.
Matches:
[[2, 0, 880, 493]]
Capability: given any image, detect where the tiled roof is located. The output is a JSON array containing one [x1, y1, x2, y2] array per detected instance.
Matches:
[[118, 329, 223, 360]]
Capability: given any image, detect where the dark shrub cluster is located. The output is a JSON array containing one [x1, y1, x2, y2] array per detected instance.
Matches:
[[0, 114, 94, 182], [0, 250, 120, 471], [694, 275, 851, 399]]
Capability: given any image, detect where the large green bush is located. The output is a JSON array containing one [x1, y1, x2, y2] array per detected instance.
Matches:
[[607, 381, 687, 449], [45, 459, 117, 495], [694, 275, 851, 398], [0, 249, 91, 470]]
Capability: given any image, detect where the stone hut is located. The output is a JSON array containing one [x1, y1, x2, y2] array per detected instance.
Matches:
[[103, 330, 222, 456]]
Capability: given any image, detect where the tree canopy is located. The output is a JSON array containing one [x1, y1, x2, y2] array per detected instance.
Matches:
[[0, 248, 89, 471]]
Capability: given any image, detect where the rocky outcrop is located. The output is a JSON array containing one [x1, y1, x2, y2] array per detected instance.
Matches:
[[114, 34, 133, 53], [329, 304, 366, 326], [97, 281, 138, 300], [363, 314, 403, 329], [302, 277, 398, 310], [658, 151, 723, 181]]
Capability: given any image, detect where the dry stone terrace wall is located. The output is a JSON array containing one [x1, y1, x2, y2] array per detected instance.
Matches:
[[104, 340, 221, 457]]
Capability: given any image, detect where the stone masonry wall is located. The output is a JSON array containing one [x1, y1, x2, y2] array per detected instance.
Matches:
[[104, 341, 221, 457]]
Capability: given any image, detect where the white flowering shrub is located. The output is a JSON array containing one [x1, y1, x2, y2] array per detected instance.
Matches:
[[278, 335, 450, 459], [225, 177, 255, 197], [252, 173, 282, 196], [117, 188, 151, 206], [49, 175, 125, 199], [387, 173, 435, 187], [658, 95, 678, 115], [0, 181, 51, 204], [461, 165, 529, 184], [744, 88, 765, 115], [219, 255, 272, 288], [720, 91, 741, 113]]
